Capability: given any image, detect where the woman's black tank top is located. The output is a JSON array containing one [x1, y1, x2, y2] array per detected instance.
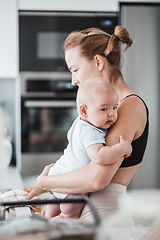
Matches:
[[120, 94, 149, 168]]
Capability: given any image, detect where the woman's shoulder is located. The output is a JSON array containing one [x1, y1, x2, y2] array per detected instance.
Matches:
[[118, 94, 148, 140], [119, 94, 147, 115], [106, 93, 148, 145]]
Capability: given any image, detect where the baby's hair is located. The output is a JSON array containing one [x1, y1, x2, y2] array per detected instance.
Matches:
[[77, 77, 118, 109]]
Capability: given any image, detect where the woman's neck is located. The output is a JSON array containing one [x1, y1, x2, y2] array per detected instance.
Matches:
[[113, 76, 133, 101], [102, 69, 133, 101]]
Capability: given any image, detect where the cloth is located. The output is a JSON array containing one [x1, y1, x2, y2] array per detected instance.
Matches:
[[48, 116, 107, 199], [80, 183, 134, 227], [0, 190, 44, 216]]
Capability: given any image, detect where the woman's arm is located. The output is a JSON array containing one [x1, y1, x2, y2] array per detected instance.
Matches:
[[37, 160, 123, 193], [37, 96, 146, 193], [37, 134, 132, 193]]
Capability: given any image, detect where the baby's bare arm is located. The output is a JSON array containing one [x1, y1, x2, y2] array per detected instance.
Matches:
[[86, 136, 132, 166]]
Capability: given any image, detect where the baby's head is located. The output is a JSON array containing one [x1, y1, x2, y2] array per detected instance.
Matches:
[[77, 77, 119, 129]]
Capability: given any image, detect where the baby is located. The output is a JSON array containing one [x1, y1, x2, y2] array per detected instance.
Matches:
[[38, 77, 132, 219]]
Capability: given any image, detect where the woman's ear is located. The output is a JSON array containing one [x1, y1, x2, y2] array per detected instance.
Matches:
[[94, 55, 105, 71], [79, 104, 88, 118]]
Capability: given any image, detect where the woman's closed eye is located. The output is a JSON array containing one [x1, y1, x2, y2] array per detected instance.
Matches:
[[72, 69, 78, 73], [69, 67, 78, 73]]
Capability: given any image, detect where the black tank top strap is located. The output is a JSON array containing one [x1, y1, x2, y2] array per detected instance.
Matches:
[[120, 94, 149, 168]]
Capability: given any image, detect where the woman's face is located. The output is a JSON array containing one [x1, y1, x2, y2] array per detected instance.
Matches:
[[65, 46, 102, 87]]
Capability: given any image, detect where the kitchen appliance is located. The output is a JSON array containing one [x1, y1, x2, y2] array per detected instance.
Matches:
[[21, 72, 78, 175], [19, 11, 118, 72]]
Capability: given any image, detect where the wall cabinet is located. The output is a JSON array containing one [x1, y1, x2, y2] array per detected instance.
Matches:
[[18, 0, 119, 12], [0, 0, 18, 78]]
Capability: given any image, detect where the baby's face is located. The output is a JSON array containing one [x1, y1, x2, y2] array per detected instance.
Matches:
[[86, 90, 119, 129]]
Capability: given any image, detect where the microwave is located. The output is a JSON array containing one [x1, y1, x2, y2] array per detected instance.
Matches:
[[19, 11, 118, 72]]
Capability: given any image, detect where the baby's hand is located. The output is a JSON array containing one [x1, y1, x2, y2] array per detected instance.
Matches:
[[119, 135, 132, 158]]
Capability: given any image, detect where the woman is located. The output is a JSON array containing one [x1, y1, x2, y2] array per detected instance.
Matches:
[[24, 26, 149, 223]]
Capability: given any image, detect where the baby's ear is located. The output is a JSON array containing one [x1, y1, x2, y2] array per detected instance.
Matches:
[[79, 104, 88, 118]]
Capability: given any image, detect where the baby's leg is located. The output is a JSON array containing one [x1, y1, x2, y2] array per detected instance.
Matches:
[[53, 194, 88, 219], [45, 194, 60, 218]]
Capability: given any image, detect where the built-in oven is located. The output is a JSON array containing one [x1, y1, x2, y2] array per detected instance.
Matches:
[[20, 72, 78, 175]]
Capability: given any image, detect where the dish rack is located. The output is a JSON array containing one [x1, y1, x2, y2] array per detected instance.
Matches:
[[0, 197, 100, 239]]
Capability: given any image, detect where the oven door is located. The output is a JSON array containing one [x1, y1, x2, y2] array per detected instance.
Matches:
[[21, 99, 78, 175]]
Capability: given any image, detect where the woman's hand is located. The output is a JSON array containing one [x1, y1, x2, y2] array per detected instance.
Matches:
[[23, 185, 46, 200], [37, 163, 54, 191], [39, 163, 55, 176], [23, 164, 54, 199]]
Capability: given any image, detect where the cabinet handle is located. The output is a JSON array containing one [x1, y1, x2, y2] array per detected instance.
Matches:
[[24, 100, 76, 108]]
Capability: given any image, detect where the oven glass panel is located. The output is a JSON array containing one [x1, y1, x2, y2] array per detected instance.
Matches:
[[37, 32, 69, 59], [21, 106, 78, 153]]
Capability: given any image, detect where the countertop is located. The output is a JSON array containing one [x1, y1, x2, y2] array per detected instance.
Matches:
[[0, 167, 23, 192]]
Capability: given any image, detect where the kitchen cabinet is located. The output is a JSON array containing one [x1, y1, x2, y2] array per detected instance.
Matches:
[[0, 1, 20, 171], [0, 0, 18, 78], [19, 0, 119, 12]]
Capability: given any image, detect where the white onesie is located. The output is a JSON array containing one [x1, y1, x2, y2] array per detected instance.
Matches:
[[48, 116, 107, 199]]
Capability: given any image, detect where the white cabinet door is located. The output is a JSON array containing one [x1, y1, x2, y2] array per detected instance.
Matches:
[[19, 0, 119, 12], [0, 0, 18, 78]]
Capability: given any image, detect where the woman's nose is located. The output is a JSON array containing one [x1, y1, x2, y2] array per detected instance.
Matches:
[[72, 76, 79, 86]]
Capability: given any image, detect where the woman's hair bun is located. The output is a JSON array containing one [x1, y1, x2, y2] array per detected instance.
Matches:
[[115, 26, 133, 51], [104, 25, 133, 56]]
